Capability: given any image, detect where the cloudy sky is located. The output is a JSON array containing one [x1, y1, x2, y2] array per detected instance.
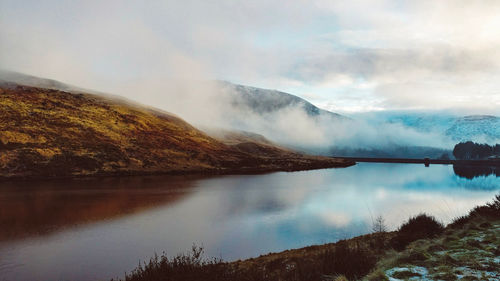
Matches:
[[1, 0, 500, 114]]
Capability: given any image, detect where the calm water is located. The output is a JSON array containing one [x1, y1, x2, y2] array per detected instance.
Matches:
[[0, 163, 498, 281]]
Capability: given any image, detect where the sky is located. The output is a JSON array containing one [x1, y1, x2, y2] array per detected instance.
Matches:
[[1, 0, 500, 114]]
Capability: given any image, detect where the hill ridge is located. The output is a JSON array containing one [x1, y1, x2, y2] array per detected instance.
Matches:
[[0, 82, 352, 179]]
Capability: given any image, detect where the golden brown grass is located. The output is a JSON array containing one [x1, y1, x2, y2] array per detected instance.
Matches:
[[0, 85, 353, 178]]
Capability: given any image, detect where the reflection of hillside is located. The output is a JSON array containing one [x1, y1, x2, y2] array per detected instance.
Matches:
[[0, 175, 198, 242], [453, 165, 500, 179]]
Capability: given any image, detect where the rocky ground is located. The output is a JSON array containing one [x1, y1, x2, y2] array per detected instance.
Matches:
[[367, 218, 500, 281]]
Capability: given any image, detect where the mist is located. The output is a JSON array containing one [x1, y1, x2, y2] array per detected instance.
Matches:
[[2, 0, 500, 155], [136, 80, 456, 154]]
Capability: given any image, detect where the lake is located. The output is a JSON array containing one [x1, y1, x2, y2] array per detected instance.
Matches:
[[0, 163, 498, 281]]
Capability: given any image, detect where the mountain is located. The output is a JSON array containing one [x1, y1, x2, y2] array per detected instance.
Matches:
[[329, 146, 450, 159], [445, 115, 500, 142], [385, 114, 455, 133], [218, 81, 344, 119], [385, 113, 500, 143], [0, 73, 352, 179]]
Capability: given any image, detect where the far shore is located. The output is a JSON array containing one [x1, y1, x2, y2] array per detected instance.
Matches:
[[336, 156, 500, 167], [0, 157, 355, 181]]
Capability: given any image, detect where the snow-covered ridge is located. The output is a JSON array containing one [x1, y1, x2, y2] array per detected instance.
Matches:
[[382, 113, 500, 144], [446, 115, 500, 143]]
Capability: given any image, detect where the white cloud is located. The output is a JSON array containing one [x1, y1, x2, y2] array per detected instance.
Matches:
[[1, 0, 500, 114]]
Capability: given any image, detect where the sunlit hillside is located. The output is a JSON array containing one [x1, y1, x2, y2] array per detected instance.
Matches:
[[0, 84, 351, 178]]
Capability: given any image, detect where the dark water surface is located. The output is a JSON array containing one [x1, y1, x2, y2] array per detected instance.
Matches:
[[0, 163, 498, 281]]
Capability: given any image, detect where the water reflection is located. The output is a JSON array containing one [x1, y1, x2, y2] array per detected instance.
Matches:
[[0, 163, 498, 281], [0, 176, 198, 242], [453, 165, 500, 179]]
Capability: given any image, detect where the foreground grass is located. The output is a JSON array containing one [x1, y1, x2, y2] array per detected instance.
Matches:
[[113, 238, 384, 281], [367, 219, 500, 280], [113, 195, 500, 281], [365, 195, 500, 281]]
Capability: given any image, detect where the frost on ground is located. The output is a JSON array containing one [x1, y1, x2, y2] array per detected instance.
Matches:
[[368, 220, 500, 281], [385, 266, 430, 280]]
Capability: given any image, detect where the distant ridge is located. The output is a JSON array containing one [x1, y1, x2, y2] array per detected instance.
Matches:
[[446, 115, 500, 142], [218, 81, 344, 120], [386, 112, 500, 143], [0, 69, 89, 93]]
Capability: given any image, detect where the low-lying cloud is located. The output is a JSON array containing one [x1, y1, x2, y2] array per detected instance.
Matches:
[[1, 0, 499, 153], [2, 0, 500, 113], [146, 81, 456, 152]]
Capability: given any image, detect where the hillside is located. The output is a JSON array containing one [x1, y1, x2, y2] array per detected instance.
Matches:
[[0, 83, 352, 179], [219, 81, 344, 120], [202, 128, 294, 155]]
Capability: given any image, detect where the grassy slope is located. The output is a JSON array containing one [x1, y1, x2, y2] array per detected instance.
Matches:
[[0, 85, 352, 178], [367, 218, 500, 280], [365, 199, 500, 281]]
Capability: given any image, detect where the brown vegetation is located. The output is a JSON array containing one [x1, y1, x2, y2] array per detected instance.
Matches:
[[389, 213, 444, 250], [113, 231, 396, 281], [0, 85, 353, 179]]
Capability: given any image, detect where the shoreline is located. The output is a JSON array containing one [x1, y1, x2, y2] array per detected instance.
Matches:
[[0, 157, 356, 181], [336, 157, 500, 167], [115, 195, 500, 281]]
